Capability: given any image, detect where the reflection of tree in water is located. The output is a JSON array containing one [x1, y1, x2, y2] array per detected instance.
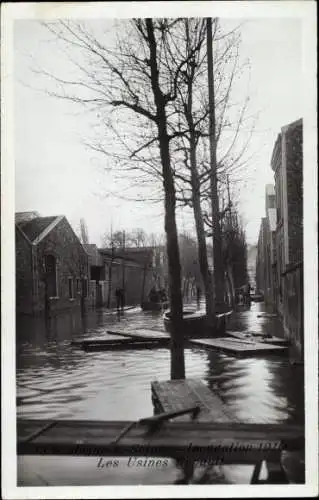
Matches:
[[203, 346, 304, 426], [204, 350, 247, 405], [264, 359, 304, 424]]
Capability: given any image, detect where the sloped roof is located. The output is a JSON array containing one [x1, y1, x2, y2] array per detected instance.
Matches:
[[99, 246, 153, 266], [17, 216, 61, 244], [15, 211, 40, 224]]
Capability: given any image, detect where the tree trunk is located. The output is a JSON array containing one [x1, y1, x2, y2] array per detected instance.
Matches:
[[146, 18, 185, 380], [207, 17, 225, 309], [189, 135, 216, 327], [184, 41, 216, 327], [140, 263, 147, 306], [107, 257, 113, 308], [226, 264, 235, 309]]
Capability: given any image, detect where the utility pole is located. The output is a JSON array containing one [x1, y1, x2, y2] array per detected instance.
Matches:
[[122, 230, 126, 289], [107, 222, 114, 309], [207, 17, 225, 311]]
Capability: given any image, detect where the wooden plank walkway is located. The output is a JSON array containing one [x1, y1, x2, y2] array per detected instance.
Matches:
[[190, 338, 288, 356], [17, 418, 303, 464], [74, 339, 169, 351], [151, 379, 298, 483], [71, 334, 131, 347], [107, 328, 169, 340], [226, 331, 290, 346], [152, 379, 236, 422], [71, 328, 170, 350]]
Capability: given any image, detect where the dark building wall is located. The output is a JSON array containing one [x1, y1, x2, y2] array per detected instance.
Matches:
[[105, 261, 153, 308], [271, 120, 303, 358], [285, 122, 303, 264], [16, 227, 34, 314], [35, 217, 89, 313]]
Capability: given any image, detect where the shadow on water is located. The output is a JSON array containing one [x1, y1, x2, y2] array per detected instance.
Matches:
[[16, 302, 304, 485]]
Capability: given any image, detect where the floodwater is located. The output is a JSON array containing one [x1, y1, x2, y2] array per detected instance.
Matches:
[[16, 302, 304, 486]]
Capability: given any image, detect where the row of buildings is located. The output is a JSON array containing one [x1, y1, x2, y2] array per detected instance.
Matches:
[[256, 118, 303, 357], [16, 211, 166, 316]]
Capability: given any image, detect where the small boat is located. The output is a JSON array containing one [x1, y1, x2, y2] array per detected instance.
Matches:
[[163, 308, 233, 338], [141, 301, 169, 312], [250, 293, 264, 302]]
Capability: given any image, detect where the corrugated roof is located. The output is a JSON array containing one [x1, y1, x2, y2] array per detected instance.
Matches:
[[18, 216, 58, 243]]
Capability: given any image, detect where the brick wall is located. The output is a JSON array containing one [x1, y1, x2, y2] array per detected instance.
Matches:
[[282, 263, 303, 359], [105, 261, 153, 308], [16, 226, 34, 314], [285, 123, 303, 264], [35, 217, 89, 313]]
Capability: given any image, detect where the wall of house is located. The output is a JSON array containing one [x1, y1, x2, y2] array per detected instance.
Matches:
[[87, 280, 109, 308], [102, 260, 154, 308], [285, 123, 303, 265], [282, 123, 303, 358], [271, 121, 303, 358], [16, 227, 34, 314], [34, 217, 89, 314], [281, 263, 303, 362]]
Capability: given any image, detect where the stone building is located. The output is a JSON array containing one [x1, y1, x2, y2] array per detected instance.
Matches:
[[246, 244, 257, 291], [16, 212, 89, 315], [98, 246, 158, 308], [82, 244, 109, 308], [255, 184, 277, 305], [271, 118, 303, 357]]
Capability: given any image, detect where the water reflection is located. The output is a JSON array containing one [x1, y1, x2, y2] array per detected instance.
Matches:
[[16, 302, 304, 485]]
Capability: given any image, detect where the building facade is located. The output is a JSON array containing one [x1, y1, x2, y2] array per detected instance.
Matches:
[[98, 246, 164, 308], [16, 213, 89, 315], [83, 244, 109, 308], [255, 184, 277, 306], [271, 118, 303, 356]]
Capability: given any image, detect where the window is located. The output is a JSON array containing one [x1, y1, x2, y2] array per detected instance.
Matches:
[[44, 254, 58, 297], [76, 278, 81, 294], [68, 277, 74, 299]]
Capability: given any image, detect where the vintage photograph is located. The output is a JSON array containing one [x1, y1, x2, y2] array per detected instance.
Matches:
[[1, 1, 317, 497]]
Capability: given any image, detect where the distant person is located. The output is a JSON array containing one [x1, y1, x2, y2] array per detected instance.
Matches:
[[149, 287, 158, 303], [244, 283, 251, 305], [196, 286, 201, 309], [115, 287, 125, 312], [159, 288, 167, 302]]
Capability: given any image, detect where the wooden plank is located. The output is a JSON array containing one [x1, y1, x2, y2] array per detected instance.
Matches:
[[82, 339, 169, 351], [257, 313, 278, 318], [107, 328, 169, 340], [139, 406, 200, 425], [152, 379, 239, 424], [227, 331, 289, 346], [190, 338, 288, 355], [17, 419, 304, 463], [71, 334, 135, 346]]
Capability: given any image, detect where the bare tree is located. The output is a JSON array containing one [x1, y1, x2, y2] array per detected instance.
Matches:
[[79, 217, 89, 244], [29, 17, 254, 374], [101, 230, 126, 249], [170, 18, 216, 325], [165, 18, 255, 318], [37, 18, 208, 379]]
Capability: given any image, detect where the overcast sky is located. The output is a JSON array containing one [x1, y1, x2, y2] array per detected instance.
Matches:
[[14, 13, 303, 246]]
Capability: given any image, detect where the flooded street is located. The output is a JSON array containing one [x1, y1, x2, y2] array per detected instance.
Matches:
[[17, 302, 304, 485]]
